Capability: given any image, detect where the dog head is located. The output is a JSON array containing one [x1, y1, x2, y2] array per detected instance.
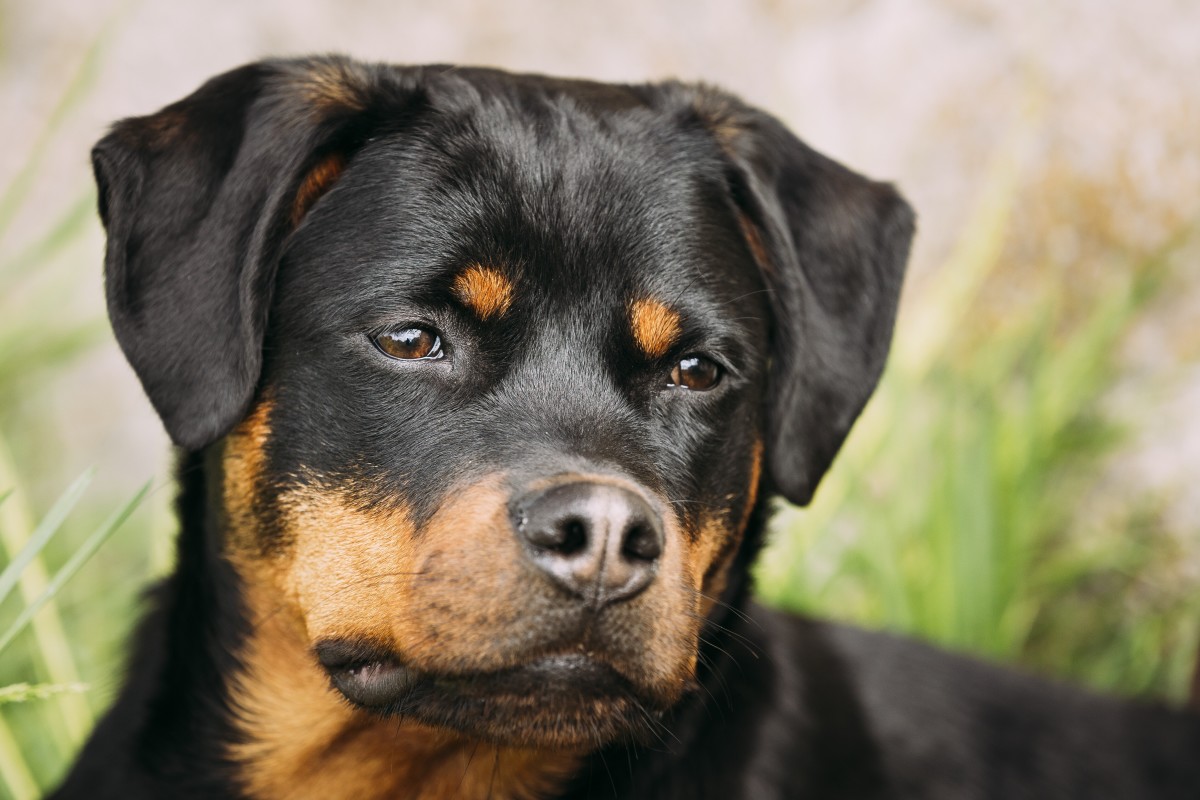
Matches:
[[93, 57, 912, 749]]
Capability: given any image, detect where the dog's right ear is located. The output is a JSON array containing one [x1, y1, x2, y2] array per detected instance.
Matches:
[[93, 57, 416, 450]]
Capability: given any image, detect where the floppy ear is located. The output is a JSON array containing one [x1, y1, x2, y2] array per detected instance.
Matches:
[[701, 98, 915, 506], [92, 57, 404, 450]]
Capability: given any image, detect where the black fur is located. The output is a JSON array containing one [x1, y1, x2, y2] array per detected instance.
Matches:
[[56, 57, 1200, 798]]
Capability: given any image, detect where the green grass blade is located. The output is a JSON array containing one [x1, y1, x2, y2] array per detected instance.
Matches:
[[0, 714, 38, 800], [0, 441, 91, 751], [0, 481, 151, 656], [0, 470, 94, 607], [0, 683, 89, 706]]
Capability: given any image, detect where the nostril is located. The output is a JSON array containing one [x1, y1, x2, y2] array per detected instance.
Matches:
[[621, 522, 662, 562], [560, 517, 588, 555], [524, 512, 590, 555]]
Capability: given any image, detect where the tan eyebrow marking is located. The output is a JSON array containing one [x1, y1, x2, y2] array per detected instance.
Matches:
[[451, 265, 513, 320], [630, 298, 682, 358]]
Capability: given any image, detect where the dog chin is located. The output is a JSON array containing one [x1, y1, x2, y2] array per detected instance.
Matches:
[[319, 646, 677, 748]]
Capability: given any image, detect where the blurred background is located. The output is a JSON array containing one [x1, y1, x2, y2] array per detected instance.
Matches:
[[1, 0, 1199, 795]]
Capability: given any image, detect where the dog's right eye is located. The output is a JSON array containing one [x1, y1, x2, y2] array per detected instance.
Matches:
[[372, 327, 444, 360]]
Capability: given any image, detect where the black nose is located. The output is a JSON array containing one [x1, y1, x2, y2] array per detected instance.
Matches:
[[512, 482, 664, 608]]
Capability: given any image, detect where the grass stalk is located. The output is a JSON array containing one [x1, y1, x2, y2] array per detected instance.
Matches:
[[0, 481, 151, 655], [0, 714, 38, 800], [0, 437, 92, 749]]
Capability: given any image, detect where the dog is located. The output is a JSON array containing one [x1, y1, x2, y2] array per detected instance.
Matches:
[[54, 56, 1200, 799]]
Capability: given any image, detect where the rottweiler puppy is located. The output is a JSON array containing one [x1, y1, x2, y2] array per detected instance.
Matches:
[[54, 56, 1200, 799]]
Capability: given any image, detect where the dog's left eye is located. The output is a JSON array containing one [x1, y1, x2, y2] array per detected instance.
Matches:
[[373, 327, 444, 360], [667, 356, 721, 391]]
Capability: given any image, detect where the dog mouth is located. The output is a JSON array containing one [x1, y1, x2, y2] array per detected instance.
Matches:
[[314, 639, 670, 746]]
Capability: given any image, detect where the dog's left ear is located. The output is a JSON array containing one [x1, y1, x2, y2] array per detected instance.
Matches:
[[700, 97, 915, 506]]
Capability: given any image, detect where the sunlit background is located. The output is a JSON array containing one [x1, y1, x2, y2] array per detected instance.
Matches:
[[2, 0, 1199, 795]]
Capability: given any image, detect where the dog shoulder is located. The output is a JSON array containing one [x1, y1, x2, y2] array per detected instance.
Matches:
[[755, 605, 1200, 798]]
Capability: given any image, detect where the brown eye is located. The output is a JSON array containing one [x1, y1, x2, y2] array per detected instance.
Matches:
[[668, 356, 721, 391], [373, 327, 443, 360]]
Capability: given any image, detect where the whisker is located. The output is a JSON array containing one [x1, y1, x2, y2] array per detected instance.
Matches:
[[716, 288, 772, 308], [696, 631, 746, 676], [684, 610, 762, 658], [690, 650, 728, 715], [680, 583, 763, 630], [594, 725, 619, 798], [487, 746, 499, 800], [459, 740, 481, 791], [631, 698, 677, 751]]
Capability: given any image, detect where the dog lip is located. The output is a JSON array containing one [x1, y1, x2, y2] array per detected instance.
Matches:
[[433, 653, 634, 698], [329, 659, 418, 708], [314, 639, 417, 708], [317, 643, 652, 713], [313, 638, 395, 672]]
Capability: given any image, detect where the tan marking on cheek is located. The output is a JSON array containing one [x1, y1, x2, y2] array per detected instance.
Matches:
[[227, 484, 579, 799], [739, 437, 765, 534], [229, 572, 578, 800], [452, 264, 513, 320], [691, 519, 730, 616], [223, 395, 275, 550], [630, 298, 682, 358], [640, 504, 702, 683], [291, 152, 346, 226], [692, 437, 764, 615], [279, 488, 417, 646]]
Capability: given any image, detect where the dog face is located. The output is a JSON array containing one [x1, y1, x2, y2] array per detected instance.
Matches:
[[93, 57, 913, 749], [225, 96, 773, 743]]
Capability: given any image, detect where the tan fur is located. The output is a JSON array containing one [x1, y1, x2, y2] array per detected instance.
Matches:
[[452, 265, 513, 320], [223, 394, 274, 552], [629, 298, 682, 359], [228, 573, 579, 800], [739, 438, 765, 539], [694, 438, 763, 614], [291, 153, 347, 226]]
